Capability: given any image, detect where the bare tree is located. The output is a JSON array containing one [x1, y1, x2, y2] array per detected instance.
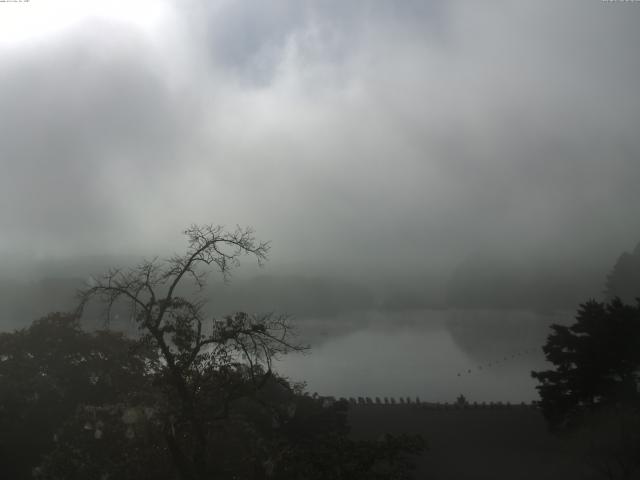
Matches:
[[76, 224, 306, 480]]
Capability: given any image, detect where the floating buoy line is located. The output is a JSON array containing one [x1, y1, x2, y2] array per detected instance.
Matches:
[[455, 347, 542, 378]]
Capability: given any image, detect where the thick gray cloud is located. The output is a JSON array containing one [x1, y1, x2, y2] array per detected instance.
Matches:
[[1, 0, 639, 280], [0, 21, 203, 259]]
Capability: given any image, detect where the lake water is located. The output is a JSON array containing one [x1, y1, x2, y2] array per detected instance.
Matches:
[[276, 309, 572, 404]]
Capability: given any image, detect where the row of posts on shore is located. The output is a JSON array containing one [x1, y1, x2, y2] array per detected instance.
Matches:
[[315, 394, 538, 409]]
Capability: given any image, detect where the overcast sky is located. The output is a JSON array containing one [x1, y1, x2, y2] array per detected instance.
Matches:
[[1, 0, 639, 279]]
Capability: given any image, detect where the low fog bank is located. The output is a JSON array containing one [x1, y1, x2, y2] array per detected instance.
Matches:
[[1, 246, 633, 402], [0, 242, 624, 334], [0, 259, 606, 331]]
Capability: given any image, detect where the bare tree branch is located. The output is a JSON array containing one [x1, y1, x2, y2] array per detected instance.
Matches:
[[74, 224, 302, 480]]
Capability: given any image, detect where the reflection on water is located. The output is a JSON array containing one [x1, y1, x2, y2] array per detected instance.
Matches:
[[276, 309, 572, 403]]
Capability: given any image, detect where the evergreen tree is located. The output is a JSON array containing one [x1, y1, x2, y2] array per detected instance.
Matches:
[[532, 298, 640, 430]]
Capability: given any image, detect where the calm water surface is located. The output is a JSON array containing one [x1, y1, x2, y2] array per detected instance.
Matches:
[[276, 309, 571, 403]]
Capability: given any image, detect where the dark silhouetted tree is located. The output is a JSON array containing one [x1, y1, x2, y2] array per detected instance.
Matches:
[[532, 298, 640, 430], [532, 298, 640, 478], [69, 224, 303, 479]]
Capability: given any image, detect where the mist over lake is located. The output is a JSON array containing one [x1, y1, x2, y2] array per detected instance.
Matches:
[[0, 268, 587, 403], [278, 308, 564, 403]]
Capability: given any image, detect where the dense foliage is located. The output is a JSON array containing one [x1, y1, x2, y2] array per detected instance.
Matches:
[[532, 298, 640, 478], [0, 313, 155, 479]]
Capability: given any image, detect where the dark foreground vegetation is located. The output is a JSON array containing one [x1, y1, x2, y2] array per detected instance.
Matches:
[[0, 225, 423, 480], [531, 297, 640, 479], [1, 225, 639, 479], [350, 403, 584, 480]]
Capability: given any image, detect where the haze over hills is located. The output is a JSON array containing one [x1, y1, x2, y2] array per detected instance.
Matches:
[[604, 241, 640, 303], [445, 254, 606, 311], [0, 243, 627, 332]]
